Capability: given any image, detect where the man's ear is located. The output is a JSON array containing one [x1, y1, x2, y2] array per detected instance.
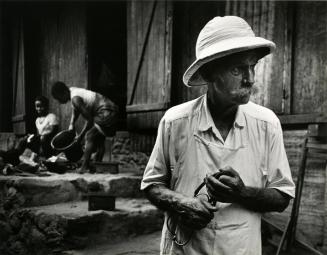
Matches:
[[199, 59, 223, 83]]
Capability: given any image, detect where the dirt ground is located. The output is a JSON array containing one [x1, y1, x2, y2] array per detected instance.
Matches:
[[65, 230, 315, 255]]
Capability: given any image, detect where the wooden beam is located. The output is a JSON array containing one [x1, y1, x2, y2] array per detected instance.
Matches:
[[306, 152, 327, 160], [306, 143, 327, 150], [126, 102, 170, 113], [307, 124, 327, 137], [11, 114, 25, 122], [278, 114, 327, 125], [128, 0, 158, 105]]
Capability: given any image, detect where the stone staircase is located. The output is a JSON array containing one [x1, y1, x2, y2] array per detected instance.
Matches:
[[0, 171, 164, 255]]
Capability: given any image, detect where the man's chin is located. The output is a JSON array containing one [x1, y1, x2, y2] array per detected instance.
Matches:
[[231, 88, 252, 105], [232, 94, 251, 105]]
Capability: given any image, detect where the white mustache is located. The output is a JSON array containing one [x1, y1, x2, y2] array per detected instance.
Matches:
[[230, 84, 259, 97]]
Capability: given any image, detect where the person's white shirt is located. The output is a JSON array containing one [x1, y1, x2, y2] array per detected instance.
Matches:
[[35, 113, 58, 136]]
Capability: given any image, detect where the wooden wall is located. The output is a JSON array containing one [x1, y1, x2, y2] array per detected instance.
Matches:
[[292, 2, 327, 115], [126, 0, 173, 130], [39, 3, 88, 130]]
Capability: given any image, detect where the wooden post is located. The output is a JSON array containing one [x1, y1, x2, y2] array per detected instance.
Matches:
[[286, 137, 308, 249]]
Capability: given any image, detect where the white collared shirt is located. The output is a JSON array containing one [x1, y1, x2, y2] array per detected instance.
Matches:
[[35, 113, 58, 136], [141, 94, 295, 255]]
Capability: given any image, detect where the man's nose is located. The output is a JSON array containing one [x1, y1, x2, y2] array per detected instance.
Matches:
[[243, 67, 255, 84]]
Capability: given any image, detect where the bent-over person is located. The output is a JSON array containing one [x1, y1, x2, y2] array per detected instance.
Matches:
[[51, 82, 118, 173]]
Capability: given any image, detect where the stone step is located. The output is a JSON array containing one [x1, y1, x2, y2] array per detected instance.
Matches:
[[0, 173, 144, 207], [0, 198, 164, 255], [66, 231, 162, 255]]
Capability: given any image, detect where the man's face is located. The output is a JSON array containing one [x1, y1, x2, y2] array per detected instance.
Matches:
[[35, 100, 46, 116], [207, 50, 260, 106]]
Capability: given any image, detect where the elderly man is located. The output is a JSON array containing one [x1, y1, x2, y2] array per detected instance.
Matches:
[[141, 16, 295, 255]]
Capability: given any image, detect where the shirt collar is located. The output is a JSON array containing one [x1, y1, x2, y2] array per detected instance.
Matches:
[[198, 94, 245, 132]]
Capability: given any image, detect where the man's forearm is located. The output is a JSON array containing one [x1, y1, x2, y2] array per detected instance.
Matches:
[[238, 187, 290, 213], [69, 110, 78, 128], [145, 185, 192, 214], [79, 121, 93, 138], [145, 184, 218, 230]]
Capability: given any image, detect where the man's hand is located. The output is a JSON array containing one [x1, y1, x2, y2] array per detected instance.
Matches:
[[205, 166, 291, 212], [176, 196, 217, 229], [205, 166, 245, 203]]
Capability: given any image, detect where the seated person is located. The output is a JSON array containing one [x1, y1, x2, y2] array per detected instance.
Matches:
[[0, 96, 58, 173], [27, 96, 59, 161], [51, 82, 118, 173]]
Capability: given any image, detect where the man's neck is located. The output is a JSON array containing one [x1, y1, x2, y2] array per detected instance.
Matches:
[[207, 95, 239, 141], [207, 95, 238, 124]]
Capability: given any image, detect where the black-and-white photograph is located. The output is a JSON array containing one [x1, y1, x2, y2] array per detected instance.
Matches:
[[0, 0, 326, 254]]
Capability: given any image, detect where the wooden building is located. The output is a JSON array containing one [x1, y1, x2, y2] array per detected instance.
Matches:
[[0, 0, 327, 252], [0, 2, 127, 133]]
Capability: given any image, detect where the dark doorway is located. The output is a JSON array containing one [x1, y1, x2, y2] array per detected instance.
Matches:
[[87, 2, 127, 130], [0, 2, 42, 134]]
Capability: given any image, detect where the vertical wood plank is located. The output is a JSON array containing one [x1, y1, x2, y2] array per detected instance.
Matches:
[[12, 19, 27, 135], [225, 0, 231, 15], [127, 0, 172, 130], [164, 1, 173, 105]]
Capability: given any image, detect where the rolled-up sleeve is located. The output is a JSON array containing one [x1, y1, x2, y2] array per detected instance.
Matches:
[[266, 121, 295, 198], [141, 117, 171, 190]]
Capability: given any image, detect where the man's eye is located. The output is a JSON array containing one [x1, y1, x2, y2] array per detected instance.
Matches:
[[230, 67, 242, 76]]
